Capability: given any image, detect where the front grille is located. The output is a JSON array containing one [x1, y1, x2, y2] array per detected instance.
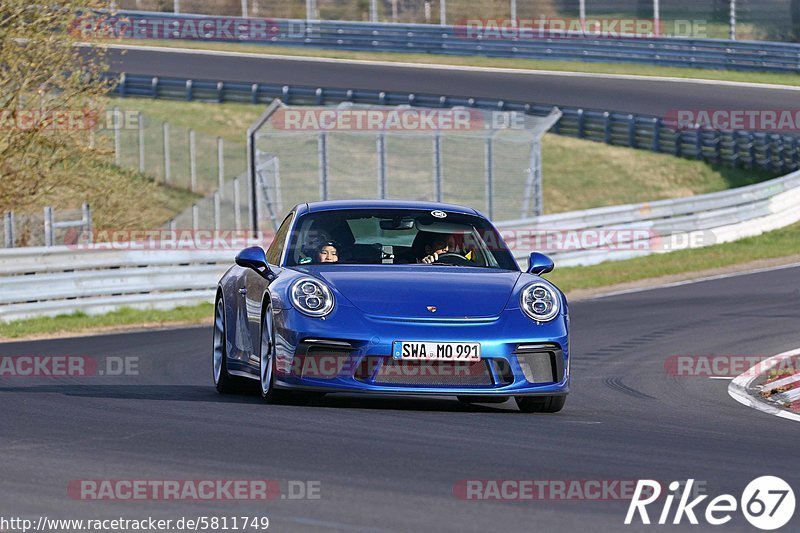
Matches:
[[358, 357, 494, 386], [293, 339, 355, 379]]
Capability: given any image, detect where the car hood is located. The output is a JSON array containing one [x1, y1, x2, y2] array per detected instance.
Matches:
[[308, 265, 522, 319]]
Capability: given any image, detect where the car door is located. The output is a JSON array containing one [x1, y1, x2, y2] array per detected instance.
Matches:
[[242, 212, 294, 369]]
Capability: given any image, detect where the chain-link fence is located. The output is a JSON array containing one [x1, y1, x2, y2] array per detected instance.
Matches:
[[103, 108, 247, 196], [248, 102, 561, 231], [115, 0, 800, 41]]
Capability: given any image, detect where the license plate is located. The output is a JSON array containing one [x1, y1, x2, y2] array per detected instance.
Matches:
[[392, 341, 481, 361]]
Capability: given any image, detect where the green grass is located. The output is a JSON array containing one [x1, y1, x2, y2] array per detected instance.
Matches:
[[0, 304, 212, 340], [111, 39, 800, 88], [547, 221, 800, 292]]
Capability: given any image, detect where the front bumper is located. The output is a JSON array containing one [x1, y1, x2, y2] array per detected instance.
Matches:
[[272, 304, 570, 397]]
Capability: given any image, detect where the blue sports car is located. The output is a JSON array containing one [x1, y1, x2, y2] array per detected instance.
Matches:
[[213, 200, 569, 413]]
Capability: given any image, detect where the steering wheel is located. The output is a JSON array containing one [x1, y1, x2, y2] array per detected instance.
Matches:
[[433, 252, 472, 266]]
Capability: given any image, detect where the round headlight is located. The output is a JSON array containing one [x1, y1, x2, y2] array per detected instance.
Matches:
[[520, 282, 560, 322], [291, 277, 335, 317]]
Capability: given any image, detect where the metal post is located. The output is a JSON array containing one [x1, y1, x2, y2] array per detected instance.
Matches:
[[241, 0, 248, 18], [730, 0, 737, 40], [44, 206, 54, 247], [113, 106, 121, 166], [440, 0, 446, 26], [82, 203, 92, 234], [189, 129, 197, 192], [510, 0, 517, 21], [433, 133, 443, 202], [579, 0, 586, 29], [370, 0, 378, 22], [192, 204, 199, 232], [137, 112, 145, 174], [4, 212, 13, 248], [653, 0, 660, 37], [318, 132, 328, 201], [377, 134, 387, 199], [217, 137, 225, 197], [247, 130, 257, 233], [163, 122, 171, 183], [213, 192, 221, 231], [272, 156, 283, 216], [173, 0, 179, 14], [533, 142, 543, 217], [391, 0, 398, 23], [233, 177, 242, 231], [484, 136, 494, 220]]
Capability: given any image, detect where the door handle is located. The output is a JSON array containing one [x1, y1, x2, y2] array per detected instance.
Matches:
[[238, 288, 247, 296]]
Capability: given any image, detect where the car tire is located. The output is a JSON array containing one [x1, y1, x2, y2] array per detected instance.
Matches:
[[259, 304, 291, 404], [213, 297, 245, 394], [515, 395, 566, 413], [457, 396, 510, 404]]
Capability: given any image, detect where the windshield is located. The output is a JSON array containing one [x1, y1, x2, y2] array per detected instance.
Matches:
[[284, 209, 518, 270]]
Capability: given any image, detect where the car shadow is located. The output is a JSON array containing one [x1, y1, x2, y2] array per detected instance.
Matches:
[[0, 384, 520, 412]]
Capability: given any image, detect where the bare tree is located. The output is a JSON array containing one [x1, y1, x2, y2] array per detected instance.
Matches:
[[0, 0, 111, 213]]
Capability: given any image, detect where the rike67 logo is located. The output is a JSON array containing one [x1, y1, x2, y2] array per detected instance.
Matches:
[[626, 477, 795, 530]]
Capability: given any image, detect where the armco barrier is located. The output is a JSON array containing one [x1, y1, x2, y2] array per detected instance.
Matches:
[[2, 168, 800, 320], [110, 10, 800, 73], [112, 73, 800, 174]]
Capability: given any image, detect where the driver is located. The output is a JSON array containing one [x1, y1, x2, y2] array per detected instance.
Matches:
[[418, 234, 454, 264]]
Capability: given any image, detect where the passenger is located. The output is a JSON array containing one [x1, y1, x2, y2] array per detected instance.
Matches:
[[316, 241, 339, 263]]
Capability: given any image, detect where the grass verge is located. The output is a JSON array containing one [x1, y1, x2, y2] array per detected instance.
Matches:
[[0, 304, 212, 340], [110, 39, 800, 88]]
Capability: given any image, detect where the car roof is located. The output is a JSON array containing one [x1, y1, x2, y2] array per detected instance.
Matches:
[[302, 199, 481, 216]]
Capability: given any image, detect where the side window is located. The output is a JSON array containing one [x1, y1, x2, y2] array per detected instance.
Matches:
[[266, 213, 294, 265]]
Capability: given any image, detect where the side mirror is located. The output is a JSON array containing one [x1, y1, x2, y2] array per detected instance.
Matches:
[[235, 246, 272, 276], [527, 252, 554, 275]]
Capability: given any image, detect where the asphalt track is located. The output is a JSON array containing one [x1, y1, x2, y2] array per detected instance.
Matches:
[[2, 265, 799, 532], [106, 46, 800, 116]]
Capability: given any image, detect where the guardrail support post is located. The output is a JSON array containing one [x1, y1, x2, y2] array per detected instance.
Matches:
[[370, 0, 377, 22], [4, 212, 14, 248], [189, 129, 197, 192], [163, 122, 171, 184], [82, 203, 92, 235], [730, 0, 737, 40], [217, 137, 225, 197], [484, 135, 494, 220], [318, 132, 329, 201], [440, 0, 446, 25], [192, 204, 199, 232], [44, 206, 54, 247], [433, 133, 443, 202], [577, 109, 586, 139], [652, 118, 661, 152], [241, 0, 248, 18], [628, 114, 637, 148], [377, 133, 387, 199], [138, 112, 146, 173], [510, 0, 517, 21]]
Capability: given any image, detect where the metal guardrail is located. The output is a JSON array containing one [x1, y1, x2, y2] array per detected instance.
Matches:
[[2, 167, 800, 320], [113, 10, 800, 73], [112, 73, 800, 175]]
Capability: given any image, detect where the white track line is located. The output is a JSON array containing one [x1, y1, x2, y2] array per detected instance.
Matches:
[[98, 42, 800, 92], [728, 348, 800, 423]]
